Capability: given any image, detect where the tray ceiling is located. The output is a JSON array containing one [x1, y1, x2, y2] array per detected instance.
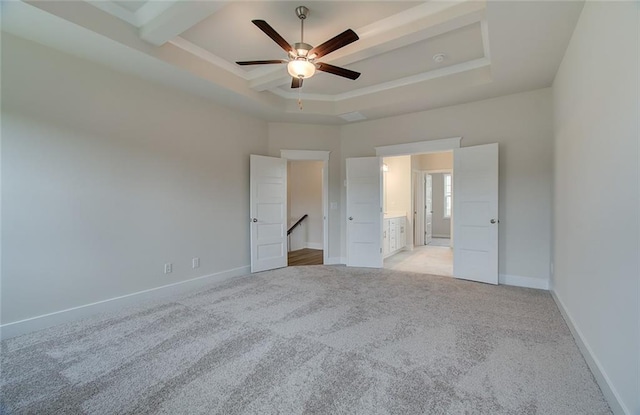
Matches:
[[1, 0, 585, 124]]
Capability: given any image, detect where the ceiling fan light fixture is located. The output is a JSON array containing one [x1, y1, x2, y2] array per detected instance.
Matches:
[[287, 59, 316, 79], [237, 6, 361, 88]]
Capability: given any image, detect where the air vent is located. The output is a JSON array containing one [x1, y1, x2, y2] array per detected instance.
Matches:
[[339, 111, 367, 122]]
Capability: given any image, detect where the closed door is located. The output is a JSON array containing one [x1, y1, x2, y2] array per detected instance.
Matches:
[[453, 143, 499, 284], [250, 155, 287, 273], [425, 174, 433, 244], [346, 157, 383, 268]]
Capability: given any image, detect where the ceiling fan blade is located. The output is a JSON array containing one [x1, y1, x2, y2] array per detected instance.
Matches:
[[252, 20, 294, 54], [236, 60, 287, 66], [309, 29, 359, 59], [291, 77, 303, 88], [316, 62, 361, 80]]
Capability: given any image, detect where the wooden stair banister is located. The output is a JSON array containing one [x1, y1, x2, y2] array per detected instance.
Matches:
[[287, 214, 308, 236]]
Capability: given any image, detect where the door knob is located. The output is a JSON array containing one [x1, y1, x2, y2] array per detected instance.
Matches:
[[490, 219, 498, 224], [348, 217, 353, 221], [252, 218, 258, 223]]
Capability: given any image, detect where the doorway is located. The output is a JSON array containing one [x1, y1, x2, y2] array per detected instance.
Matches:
[[345, 139, 499, 284], [281, 150, 330, 267], [414, 169, 453, 249], [381, 152, 454, 276], [287, 160, 324, 265]]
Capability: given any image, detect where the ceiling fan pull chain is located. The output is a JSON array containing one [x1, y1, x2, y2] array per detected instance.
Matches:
[[298, 83, 303, 111]]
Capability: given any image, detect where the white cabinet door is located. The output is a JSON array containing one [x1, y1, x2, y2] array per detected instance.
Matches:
[[389, 219, 397, 252], [398, 218, 406, 249], [346, 157, 383, 268], [250, 155, 287, 273], [453, 143, 499, 285]]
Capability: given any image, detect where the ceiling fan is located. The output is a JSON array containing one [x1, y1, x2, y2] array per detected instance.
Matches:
[[236, 6, 361, 89]]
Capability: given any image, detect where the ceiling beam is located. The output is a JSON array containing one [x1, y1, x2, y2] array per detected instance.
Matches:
[[139, 1, 227, 46]]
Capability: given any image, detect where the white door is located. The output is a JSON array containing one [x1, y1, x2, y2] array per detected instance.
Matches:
[[425, 174, 433, 244], [453, 143, 499, 284], [413, 171, 424, 246], [250, 155, 287, 273], [346, 157, 383, 268]]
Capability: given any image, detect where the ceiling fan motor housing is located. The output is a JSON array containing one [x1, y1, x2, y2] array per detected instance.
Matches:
[[295, 6, 309, 20]]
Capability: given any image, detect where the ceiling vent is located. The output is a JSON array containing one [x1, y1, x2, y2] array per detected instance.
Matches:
[[339, 111, 367, 122]]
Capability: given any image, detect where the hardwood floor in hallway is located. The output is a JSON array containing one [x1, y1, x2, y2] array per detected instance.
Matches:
[[288, 249, 323, 266]]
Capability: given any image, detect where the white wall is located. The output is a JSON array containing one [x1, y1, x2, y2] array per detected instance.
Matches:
[[383, 156, 411, 216], [383, 155, 412, 245], [287, 161, 323, 251], [552, 2, 639, 414], [1, 35, 268, 325], [412, 152, 453, 171], [267, 123, 342, 262], [341, 88, 554, 285]]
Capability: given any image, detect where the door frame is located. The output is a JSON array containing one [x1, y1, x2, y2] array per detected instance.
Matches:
[[280, 150, 330, 264], [412, 170, 425, 246], [413, 169, 453, 247]]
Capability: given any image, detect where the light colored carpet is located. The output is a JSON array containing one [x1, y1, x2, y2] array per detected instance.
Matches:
[[385, 245, 453, 277], [1, 266, 610, 414]]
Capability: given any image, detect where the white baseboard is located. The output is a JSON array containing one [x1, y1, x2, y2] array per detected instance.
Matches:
[[0, 265, 250, 340], [550, 290, 628, 415], [306, 242, 323, 250], [499, 273, 549, 290], [318, 256, 347, 265], [324, 257, 343, 265]]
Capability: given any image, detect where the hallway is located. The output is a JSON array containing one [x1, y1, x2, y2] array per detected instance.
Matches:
[[288, 249, 323, 266]]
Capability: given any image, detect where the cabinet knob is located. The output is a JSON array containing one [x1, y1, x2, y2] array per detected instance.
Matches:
[[252, 218, 258, 223], [348, 217, 353, 221]]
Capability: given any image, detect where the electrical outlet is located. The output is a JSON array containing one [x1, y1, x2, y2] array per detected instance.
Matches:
[[164, 263, 172, 274], [192, 257, 200, 269]]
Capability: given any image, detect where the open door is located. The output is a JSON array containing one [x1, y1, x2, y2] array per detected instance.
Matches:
[[453, 143, 499, 284], [413, 171, 424, 246], [425, 173, 433, 245], [250, 155, 287, 273], [346, 157, 383, 268]]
